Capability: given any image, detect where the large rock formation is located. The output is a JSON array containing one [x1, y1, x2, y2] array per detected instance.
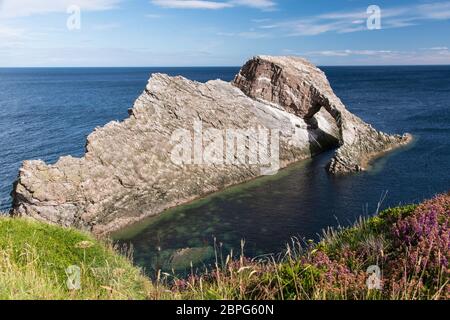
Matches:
[[233, 56, 412, 173], [10, 56, 411, 235]]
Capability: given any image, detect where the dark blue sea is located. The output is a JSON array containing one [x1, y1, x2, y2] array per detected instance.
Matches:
[[1, 66, 449, 275]]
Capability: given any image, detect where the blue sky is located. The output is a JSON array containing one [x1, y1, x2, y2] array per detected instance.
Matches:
[[1, 0, 450, 66]]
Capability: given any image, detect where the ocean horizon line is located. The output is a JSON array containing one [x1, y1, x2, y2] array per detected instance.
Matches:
[[1, 64, 450, 69]]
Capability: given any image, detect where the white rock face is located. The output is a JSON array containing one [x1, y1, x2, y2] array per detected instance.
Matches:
[[10, 56, 409, 234]]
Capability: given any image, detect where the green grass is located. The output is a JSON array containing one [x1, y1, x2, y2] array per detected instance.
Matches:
[[1, 195, 447, 300], [0, 216, 153, 300]]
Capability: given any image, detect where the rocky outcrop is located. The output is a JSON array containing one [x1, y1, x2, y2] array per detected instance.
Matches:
[[233, 56, 412, 173], [10, 56, 410, 234]]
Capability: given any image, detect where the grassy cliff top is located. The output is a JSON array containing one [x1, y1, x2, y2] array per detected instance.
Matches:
[[0, 217, 152, 300], [0, 192, 448, 300]]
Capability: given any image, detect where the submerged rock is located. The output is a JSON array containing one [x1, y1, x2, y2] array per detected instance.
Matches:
[[10, 56, 410, 234], [170, 246, 215, 270]]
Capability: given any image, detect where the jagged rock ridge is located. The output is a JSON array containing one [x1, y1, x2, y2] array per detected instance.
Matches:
[[10, 56, 410, 234], [233, 56, 412, 173]]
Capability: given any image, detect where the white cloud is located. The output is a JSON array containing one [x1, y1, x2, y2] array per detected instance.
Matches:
[[0, 45, 238, 67], [261, 1, 450, 36], [0, 0, 121, 18], [251, 18, 271, 23], [0, 25, 24, 38], [151, 0, 232, 10], [301, 47, 450, 65], [92, 23, 120, 30], [306, 49, 395, 57], [145, 13, 163, 18], [217, 30, 269, 38], [419, 2, 450, 19], [0, 0, 122, 47], [0, 24, 27, 49], [231, 0, 275, 10], [237, 31, 268, 38], [426, 46, 449, 50], [151, 0, 276, 10]]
